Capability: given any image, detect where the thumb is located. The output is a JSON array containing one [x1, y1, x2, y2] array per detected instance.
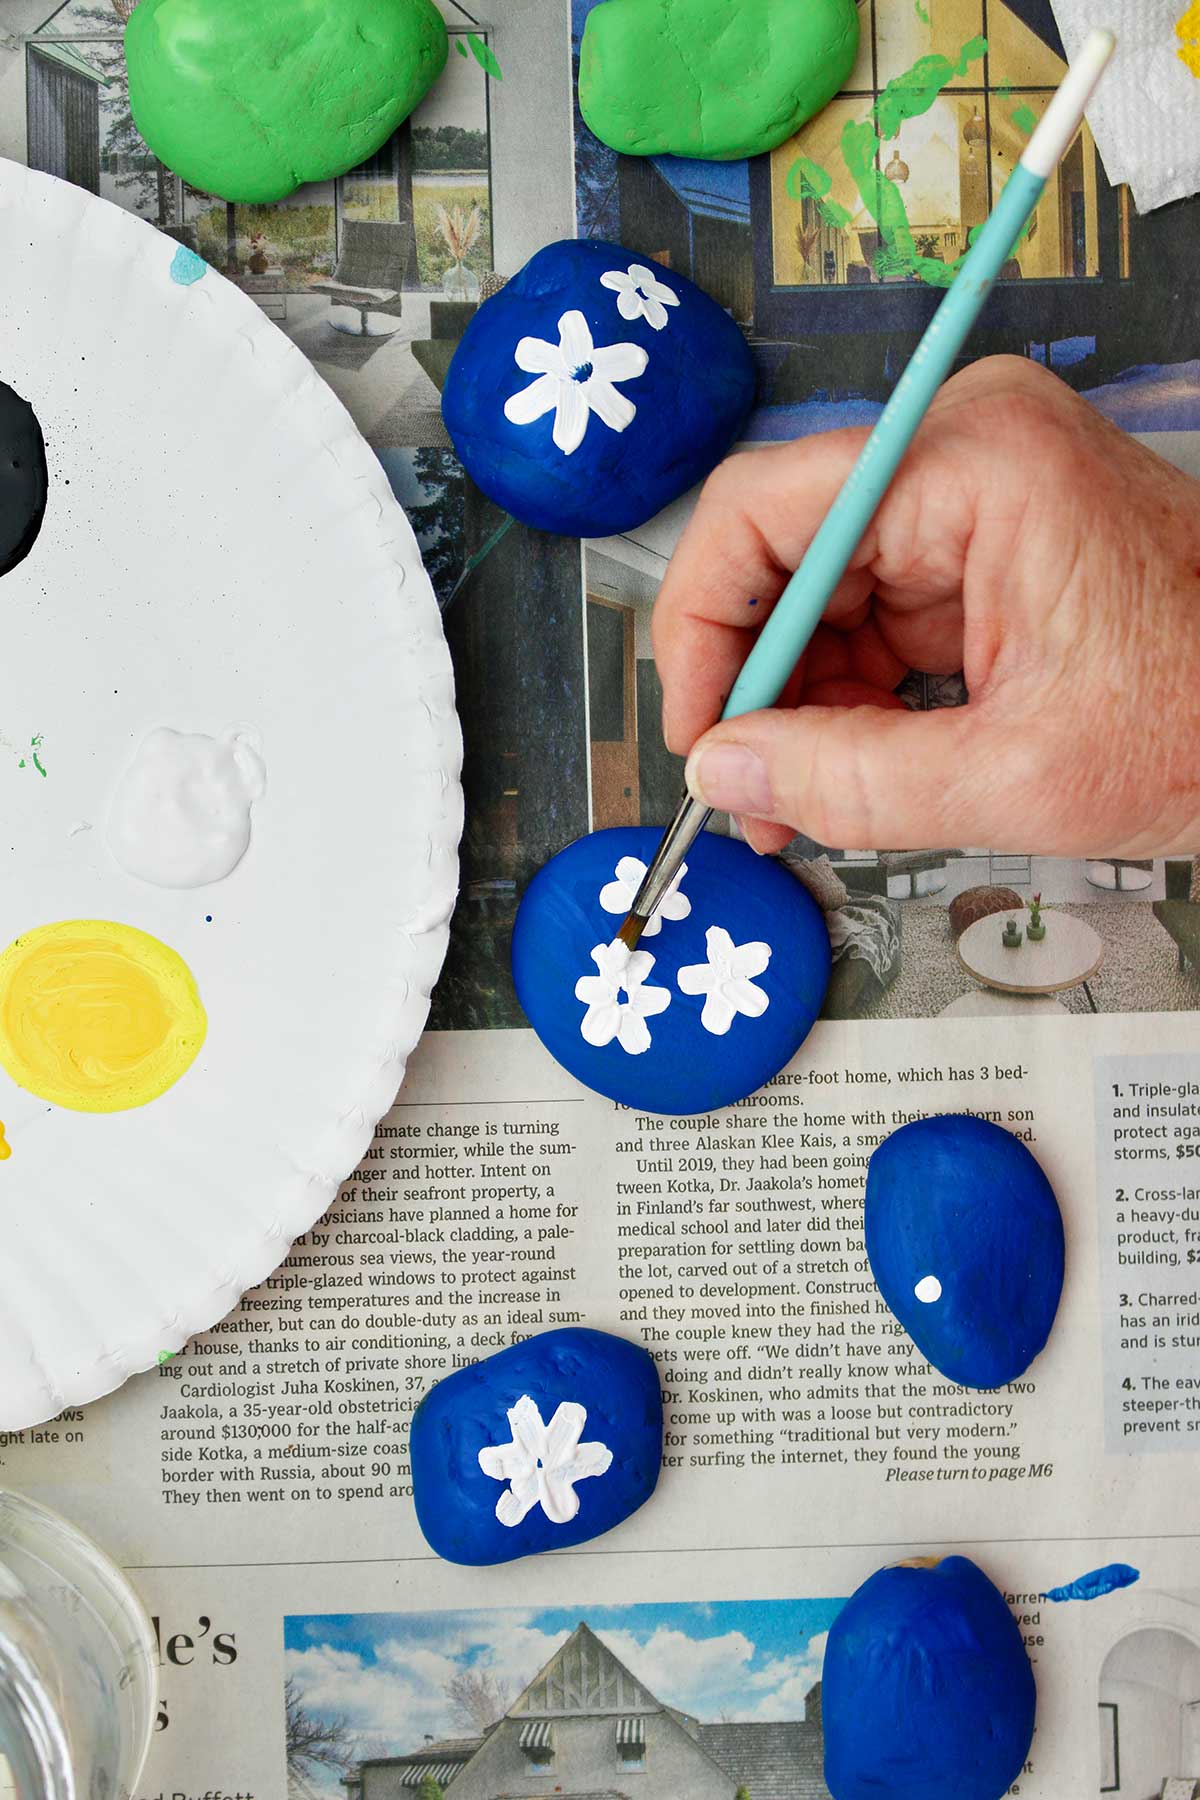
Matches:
[[683, 703, 1032, 852]]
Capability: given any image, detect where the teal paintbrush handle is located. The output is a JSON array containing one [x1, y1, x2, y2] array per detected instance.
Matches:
[[723, 161, 1046, 721]]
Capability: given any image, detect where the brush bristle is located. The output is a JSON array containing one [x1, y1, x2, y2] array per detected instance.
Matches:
[[616, 913, 646, 952]]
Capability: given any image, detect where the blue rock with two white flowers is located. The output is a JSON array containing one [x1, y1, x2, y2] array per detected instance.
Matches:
[[441, 238, 756, 537], [409, 1326, 663, 1565]]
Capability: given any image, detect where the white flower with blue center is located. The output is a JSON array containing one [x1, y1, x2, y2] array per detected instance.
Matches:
[[575, 940, 671, 1054], [478, 1394, 613, 1527], [600, 262, 680, 331], [503, 309, 648, 456], [678, 926, 771, 1035], [598, 855, 691, 938]]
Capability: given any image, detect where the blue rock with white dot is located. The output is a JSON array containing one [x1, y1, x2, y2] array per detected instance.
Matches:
[[441, 238, 756, 537], [823, 1555, 1037, 1800], [865, 1114, 1064, 1389], [410, 1327, 663, 1565]]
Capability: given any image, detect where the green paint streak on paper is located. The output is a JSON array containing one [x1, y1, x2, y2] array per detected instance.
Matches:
[[1010, 103, 1037, 134], [874, 35, 988, 138], [16, 730, 46, 774], [455, 37, 467, 55], [914, 0, 930, 20], [465, 32, 502, 78], [786, 154, 852, 230], [996, 77, 1013, 100], [157, 1351, 176, 1365], [840, 36, 989, 287]]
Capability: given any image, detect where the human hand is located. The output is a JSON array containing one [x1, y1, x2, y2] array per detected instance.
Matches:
[[653, 357, 1200, 858]]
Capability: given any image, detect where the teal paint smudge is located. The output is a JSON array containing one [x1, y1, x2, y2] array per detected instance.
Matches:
[[170, 244, 208, 286], [1043, 1564, 1139, 1603], [1011, 103, 1037, 134]]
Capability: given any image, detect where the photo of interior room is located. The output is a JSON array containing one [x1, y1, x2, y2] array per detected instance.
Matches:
[[1098, 1603, 1200, 1800]]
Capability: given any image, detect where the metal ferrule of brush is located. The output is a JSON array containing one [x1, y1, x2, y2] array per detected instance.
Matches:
[[627, 792, 711, 930]]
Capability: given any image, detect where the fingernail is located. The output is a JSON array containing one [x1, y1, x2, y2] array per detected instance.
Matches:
[[685, 743, 773, 816]]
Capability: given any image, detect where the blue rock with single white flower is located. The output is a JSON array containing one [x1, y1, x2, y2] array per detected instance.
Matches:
[[865, 1115, 1064, 1390], [410, 1326, 663, 1564], [441, 238, 756, 536]]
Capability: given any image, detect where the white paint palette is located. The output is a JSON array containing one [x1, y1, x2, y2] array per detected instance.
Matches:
[[0, 162, 461, 1428]]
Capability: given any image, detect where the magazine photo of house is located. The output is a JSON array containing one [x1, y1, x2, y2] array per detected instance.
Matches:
[[573, 0, 1200, 442], [284, 1602, 840, 1800]]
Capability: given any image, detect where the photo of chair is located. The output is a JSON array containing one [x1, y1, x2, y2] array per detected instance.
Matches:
[[310, 220, 413, 336]]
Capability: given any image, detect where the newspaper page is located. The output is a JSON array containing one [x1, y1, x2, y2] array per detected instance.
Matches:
[[4, 1, 1200, 1798]]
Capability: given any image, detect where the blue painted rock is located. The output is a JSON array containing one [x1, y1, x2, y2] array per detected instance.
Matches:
[[823, 1556, 1036, 1800], [441, 239, 756, 536], [410, 1327, 662, 1564], [0, 379, 47, 577], [511, 826, 830, 1115], [865, 1115, 1064, 1389]]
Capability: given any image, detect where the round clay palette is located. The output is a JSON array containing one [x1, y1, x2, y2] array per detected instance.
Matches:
[[512, 827, 830, 1115]]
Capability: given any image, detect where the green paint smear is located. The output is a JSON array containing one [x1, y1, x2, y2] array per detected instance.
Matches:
[[786, 154, 852, 230], [157, 1351, 176, 1365], [914, 0, 930, 19], [783, 35, 1033, 292], [996, 77, 1013, 100], [1010, 103, 1037, 133], [17, 733, 46, 777], [840, 35, 991, 288], [466, 32, 502, 79], [455, 37, 467, 56]]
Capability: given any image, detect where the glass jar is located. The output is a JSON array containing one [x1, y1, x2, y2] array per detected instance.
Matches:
[[0, 1491, 157, 1799]]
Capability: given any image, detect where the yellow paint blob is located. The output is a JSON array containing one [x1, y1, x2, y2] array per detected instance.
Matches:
[[0, 920, 206, 1113], [1179, 1, 1200, 77], [0, 1123, 9, 1160]]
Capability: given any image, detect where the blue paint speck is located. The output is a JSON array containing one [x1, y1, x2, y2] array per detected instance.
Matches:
[[1043, 1563, 1139, 1603], [205, 914, 213, 923], [170, 244, 208, 286]]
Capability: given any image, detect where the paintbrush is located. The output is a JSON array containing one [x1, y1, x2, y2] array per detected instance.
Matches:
[[616, 25, 1116, 953]]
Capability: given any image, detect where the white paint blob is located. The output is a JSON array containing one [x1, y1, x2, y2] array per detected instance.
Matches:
[[107, 726, 266, 889], [915, 1275, 943, 1304]]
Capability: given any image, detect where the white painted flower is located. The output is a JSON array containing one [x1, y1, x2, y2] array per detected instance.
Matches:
[[575, 940, 671, 1055], [677, 926, 771, 1035], [600, 262, 681, 331], [478, 1394, 613, 1527], [503, 309, 648, 456], [598, 856, 691, 938]]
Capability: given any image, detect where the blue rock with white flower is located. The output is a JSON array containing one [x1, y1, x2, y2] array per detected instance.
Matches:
[[410, 1327, 663, 1564], [441, 238, 756, 537], [511, 826, 831, 1115]]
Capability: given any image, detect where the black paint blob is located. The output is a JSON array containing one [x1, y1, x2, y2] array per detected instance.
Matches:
[[0, 379, 48, 576]]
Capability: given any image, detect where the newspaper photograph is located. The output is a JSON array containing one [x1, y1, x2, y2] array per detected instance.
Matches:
[[2, 0, 1200, 1796]]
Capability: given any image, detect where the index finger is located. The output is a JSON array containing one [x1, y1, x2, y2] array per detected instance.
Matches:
[[652, 428, 876, 755]]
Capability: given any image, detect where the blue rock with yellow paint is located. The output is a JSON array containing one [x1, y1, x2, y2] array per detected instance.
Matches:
[[823, 1556, 1036, 1800]]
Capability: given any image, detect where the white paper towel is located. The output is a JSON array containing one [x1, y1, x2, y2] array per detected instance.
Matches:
[[1049, 0, 1200, 210]]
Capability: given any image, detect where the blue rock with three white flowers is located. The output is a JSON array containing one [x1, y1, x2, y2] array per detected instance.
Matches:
[[409, 1326, 664, 1564], [441, 238, 756, 537]]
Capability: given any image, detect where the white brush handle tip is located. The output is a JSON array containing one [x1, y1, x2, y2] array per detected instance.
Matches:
[[1020, 27, 1116, 179]]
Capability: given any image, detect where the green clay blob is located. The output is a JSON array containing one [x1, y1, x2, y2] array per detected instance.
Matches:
[[125, 0, 449, 204], [578, 0, 861, 162]]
